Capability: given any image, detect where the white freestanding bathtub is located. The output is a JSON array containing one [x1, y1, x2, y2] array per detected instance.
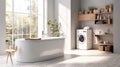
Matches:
[[14, 37, 65, 62]]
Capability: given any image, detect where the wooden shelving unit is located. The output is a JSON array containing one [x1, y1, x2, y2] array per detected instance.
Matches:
[[95, 12, 113, 24], [94, 43, 112, 45], [95, 33, 113, 52], [79, 14, 95, 21], [95, 19, 107, 20], [96, 12, 112, 14], [79, 12, 113, 24], [94, 23, 112, 25], [95, 34, 113, 36]]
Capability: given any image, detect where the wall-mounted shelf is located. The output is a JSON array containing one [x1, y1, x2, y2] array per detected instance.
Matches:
[[95, 12, 112, 24], [96, 12, 112, 14], [94, 24, 112, 25], [95, 19, 107, 21], [79, 14, 95, 21], [79, 12, 113, 24], [95, 34, 113, 36], [94, 43, 112, 45]]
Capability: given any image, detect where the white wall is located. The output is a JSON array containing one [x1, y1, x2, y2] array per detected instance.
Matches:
[[113, 0, 120, 53], [0, 0, 6, 55], [80, 0, 113, 10], [47, 0, 55, 19], [55, 0, 71, 51], [55, 0, 80, 52], [38, 0, 55, 37], [71, 0, 80, 49]]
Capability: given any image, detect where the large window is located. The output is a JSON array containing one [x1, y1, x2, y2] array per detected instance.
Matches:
[[6, 0, 44, 45]]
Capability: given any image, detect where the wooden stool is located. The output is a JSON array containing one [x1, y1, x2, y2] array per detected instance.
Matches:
[[5, 49, 16, 64]]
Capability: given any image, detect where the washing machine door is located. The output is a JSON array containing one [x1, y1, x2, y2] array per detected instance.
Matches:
[[79, 35, 85, 42], [77, 34, 86, 49]]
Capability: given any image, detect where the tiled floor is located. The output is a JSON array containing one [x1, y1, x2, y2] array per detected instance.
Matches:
[[0, 50, 119, 67]]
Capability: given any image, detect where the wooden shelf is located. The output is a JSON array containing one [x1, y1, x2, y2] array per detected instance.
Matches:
[[95, 12, 112, 14], [95, 24, 112, 25], [95, 11, 112, 24], [79, 14, 95, 21], [94, 43, 113, 45], [95, 34, 113, 36], [95, 19, 107, 20]]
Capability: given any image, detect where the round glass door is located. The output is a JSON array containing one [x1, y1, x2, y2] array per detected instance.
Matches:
[[79, 35, 84, 42]]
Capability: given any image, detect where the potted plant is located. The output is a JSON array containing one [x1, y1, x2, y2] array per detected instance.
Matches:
[[88, 7, 97, 13], [47, 19, 60, 37]]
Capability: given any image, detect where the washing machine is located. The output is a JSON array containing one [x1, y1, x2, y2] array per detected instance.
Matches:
[[77, 29, 92, 50]]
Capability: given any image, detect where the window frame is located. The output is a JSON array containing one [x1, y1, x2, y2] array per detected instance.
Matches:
[[6, 0, 45, 45]]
